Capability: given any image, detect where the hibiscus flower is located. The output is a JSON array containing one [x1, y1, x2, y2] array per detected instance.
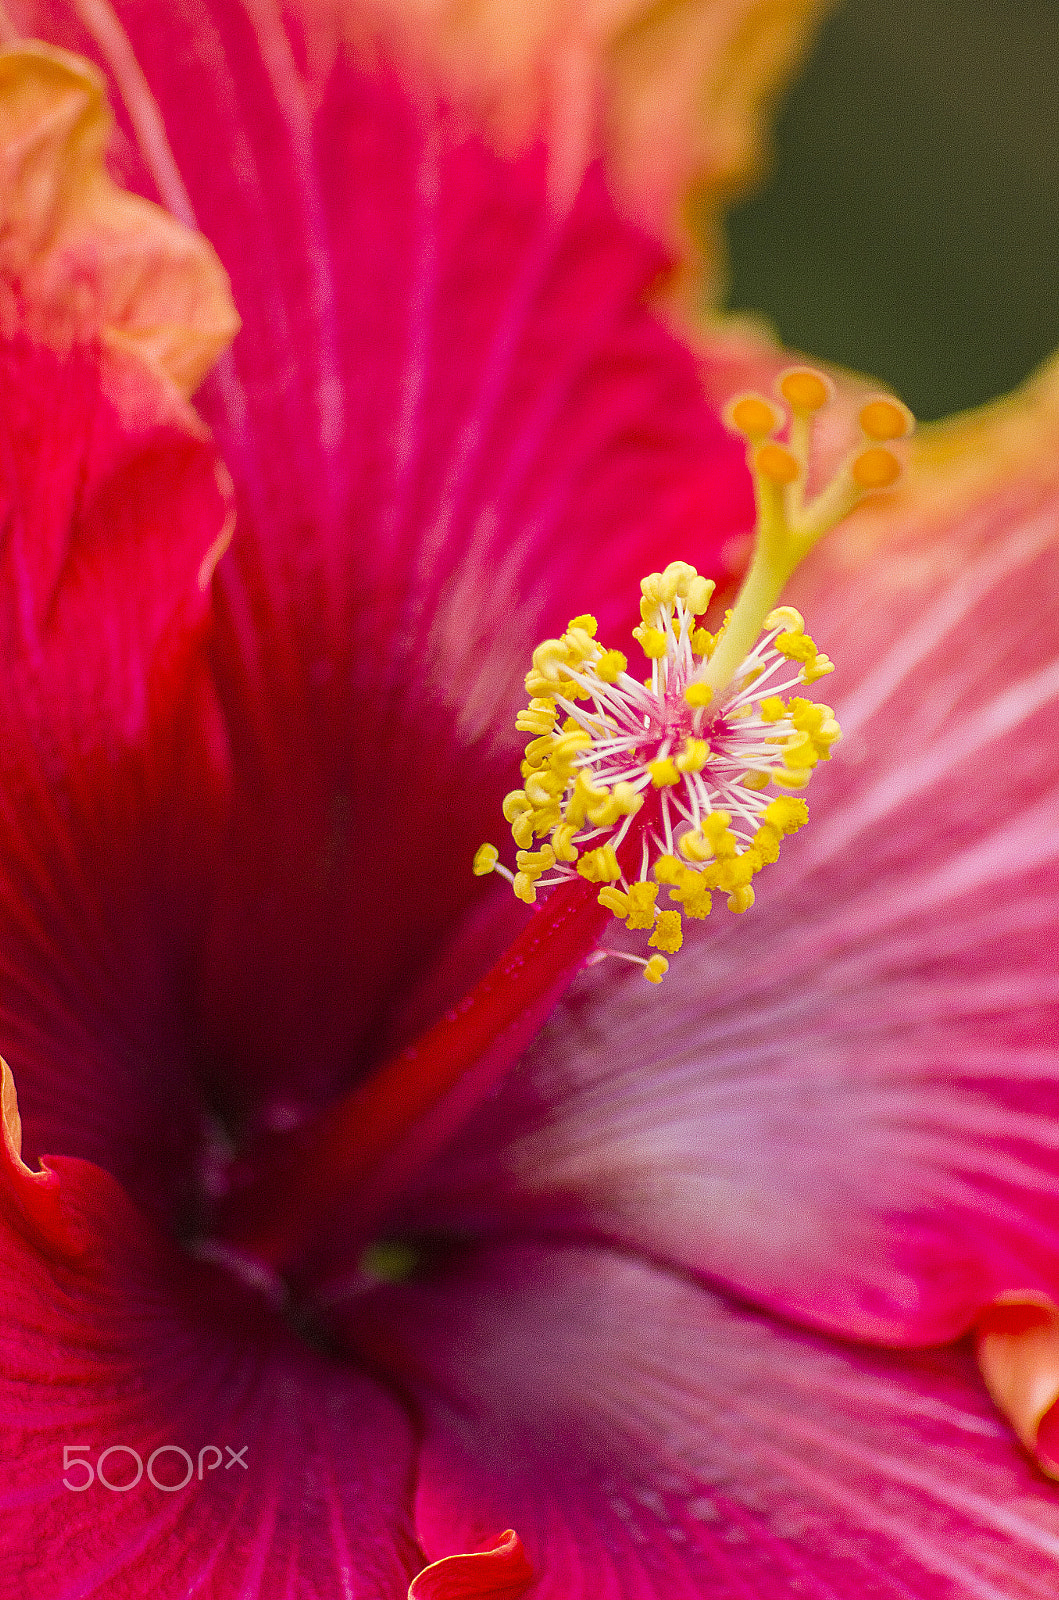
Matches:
[[1, 3, 1059, 1597]]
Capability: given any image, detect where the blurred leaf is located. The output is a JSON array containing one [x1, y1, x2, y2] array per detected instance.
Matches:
[[725, 0, 1059, 419]]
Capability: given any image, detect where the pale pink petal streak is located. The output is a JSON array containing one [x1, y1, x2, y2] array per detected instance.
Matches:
[[347, 1242, 1059, 1600]]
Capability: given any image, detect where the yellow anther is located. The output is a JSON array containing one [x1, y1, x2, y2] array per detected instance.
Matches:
[[648, 757, 680, 788], [473, 843, 499, 876], [852, 447, 902, 489], [759, 696, 786, 723], [707, 828, 738, 860], [686, 576, 715, 615], [611, 782, 644, 816], [511, 811, 537, 848], [752, 823, 782, 864], [782, 733, 819, 771], [564, 626, 598, 665], [676, 738, 709, 773], [598, 885, 630, 918], [788, 698, 841, 760], [802, 653, 835, 682], [523, 732, 557, 767], [678, 829, 711, 863], [515, 697, 557, 734], [709, 851, 758, 891], [513, 872, 538, 903], [551, 731, 592, 761], [532, 637, 567, 672], [701, 810, 733, 844], [741, 770, 771, 790], [516, 845, 555, 877], [625, 881, 659, 928], [576, 845, 621, 883], [567, 613, 598, 637], [595, 649, 627, 683], [649, 909, 683, 954], [727, 886, 756, 914], [684, 681, 713, 709], [779, 367, 833, 412], [690, 627, 714, 656], [634, 625, 667, 659], [859, 396, 913, 441], [765, 605, 804, 633], [502, 789, 531, 822], [772, 767, 811, 789], [525, 770, 563, 806], [574, 768, 609, 800], [643, 955, 669, 984], [764, 796, 809, 833], [653, 854, 684, 886], [525, 669, 572, 698], [660, 561, 697, 604], [565, 771, 605, 827], [552, 823, 580, 862], [674, 875, 712, 919], [756, 443, 800, 485], [727, 393, 782, 437], [587, 792, 625, 826], [775, 630, 818, 663]]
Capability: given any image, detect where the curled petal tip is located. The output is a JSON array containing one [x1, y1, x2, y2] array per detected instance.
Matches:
[[409, 1527, 533, 1598], [0, 1058, 74, 1258], [0, 40, 238, 395], [977, 1295, 1059, 1478]]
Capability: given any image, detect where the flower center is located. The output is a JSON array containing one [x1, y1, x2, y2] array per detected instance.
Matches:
[[475, 577, 838, 982]]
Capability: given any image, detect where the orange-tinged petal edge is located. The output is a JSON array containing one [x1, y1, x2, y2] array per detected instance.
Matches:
[[409, 1528, 533, 1598], [325, 0, 833, 296], [0, 1058, 76, 1258], [0, 39, 238, 394], [977, 1295, 1059, 1479]]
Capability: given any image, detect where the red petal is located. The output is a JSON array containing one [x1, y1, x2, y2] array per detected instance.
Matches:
[[345, 1241, 1059, 1600], [0, 1092, 421, 1598], [26, 2, 751, 1121], [0, 334, 231, 1225]]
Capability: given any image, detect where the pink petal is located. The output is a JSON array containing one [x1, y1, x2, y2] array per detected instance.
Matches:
[[410, 423, 1059, 1347], [344, 1240, 1059, 1600], [0, 333, 232, 1225], [0, 1115, 421, 1597], [25, 2, 752, 1121]]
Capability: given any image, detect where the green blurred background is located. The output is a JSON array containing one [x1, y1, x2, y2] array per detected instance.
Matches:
[[725, 0, 1059, 421]]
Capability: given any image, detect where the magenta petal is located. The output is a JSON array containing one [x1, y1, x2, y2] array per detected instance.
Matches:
[[347, 1241, 1059, 1600], [0, 1147, 421, 1597], [30, 1, 752, 1118], [412, 449, 1059, 1346]]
